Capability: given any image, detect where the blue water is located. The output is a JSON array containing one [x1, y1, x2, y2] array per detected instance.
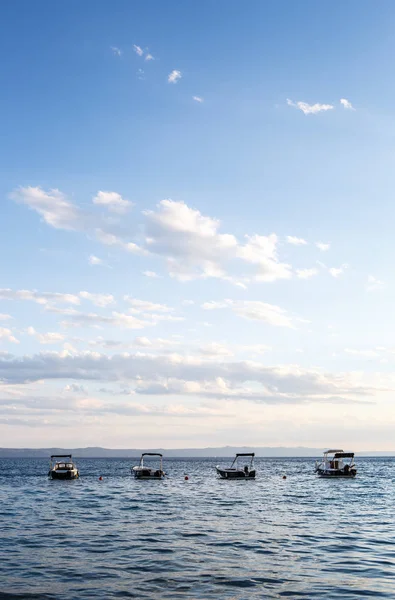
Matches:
[[0, 457, 394, 599]]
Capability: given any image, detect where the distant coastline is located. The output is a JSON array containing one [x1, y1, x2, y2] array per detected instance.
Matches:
[[0, 446, 394, 458]]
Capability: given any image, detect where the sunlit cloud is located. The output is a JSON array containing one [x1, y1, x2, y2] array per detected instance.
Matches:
[[287, 98, 334, 115], [168, 70, 182, 84], [133, 44, 143, 57], [340, 98, 355, 110]]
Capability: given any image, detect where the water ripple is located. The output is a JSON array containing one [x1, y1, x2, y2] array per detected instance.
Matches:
[[0, 457, 394, 598]]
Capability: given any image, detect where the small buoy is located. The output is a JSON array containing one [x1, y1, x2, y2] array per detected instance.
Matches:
[[99, 476, 103, 481], [184, 475, 189, 481], [282, 475, 287, 480]]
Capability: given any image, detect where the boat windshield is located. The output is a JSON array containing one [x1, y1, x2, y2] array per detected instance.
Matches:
[[138, 454, 163, 470], [230, 453, 255, 470]]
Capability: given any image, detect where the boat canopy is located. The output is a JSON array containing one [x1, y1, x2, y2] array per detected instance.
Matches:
[[325, 449, 344, 454], [235, 452, 255, 457], [51, 454, 72, 459], [142, 452, 163, 457], [334, 452, 354, 459]]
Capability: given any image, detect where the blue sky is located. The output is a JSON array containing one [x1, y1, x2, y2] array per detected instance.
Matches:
[[0, 1, 394, 449]]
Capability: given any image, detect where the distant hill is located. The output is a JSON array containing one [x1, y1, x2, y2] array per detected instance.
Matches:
[[0, 446, 394, 458]]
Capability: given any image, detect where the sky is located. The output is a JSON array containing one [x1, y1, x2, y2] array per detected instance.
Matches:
[[0, 0, 395, 449]]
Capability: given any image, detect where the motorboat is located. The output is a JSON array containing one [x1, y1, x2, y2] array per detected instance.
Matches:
[[132, 452, 165, 480], [216, 452, 256, 479], [48, 454, 79, 480], [315, 449, 357, 478]]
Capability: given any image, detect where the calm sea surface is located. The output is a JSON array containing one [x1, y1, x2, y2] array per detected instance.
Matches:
[[0, 457, 394, 599]]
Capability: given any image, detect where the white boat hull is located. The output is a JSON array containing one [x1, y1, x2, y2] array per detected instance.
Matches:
[[49, 469, 79, 480]]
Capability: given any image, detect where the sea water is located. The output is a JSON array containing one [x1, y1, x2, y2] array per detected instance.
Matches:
[[0, 457, 394, 599]]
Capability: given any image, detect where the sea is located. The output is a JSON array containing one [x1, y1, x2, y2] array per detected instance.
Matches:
[[0, 457, 394, 599]]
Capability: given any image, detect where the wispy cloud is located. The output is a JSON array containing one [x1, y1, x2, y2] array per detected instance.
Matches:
[[92, 191, 133, 214], [145, 53, 154, 61], [287, 98, 334, 115], [133, 44, 144, 57], [89, 255, 104, 267], [344, 348, 379, 358], [193, 96, 204, 103], [329, 264, 348, 278], [202, 299, 298, 328], [316, 242, 330, 251], [286, 235, 307, 246], [168, 70, 182, 84], [0, 288, 80, 306], [296, 268, 318, 279], [27, 327, 64, 345], [0, 350, 378, 407], [110, 47, 122, 56], [124, 297, 173, 313], [0, 327, 19, 344], [366, 275, 385, 292], [340, 98, 355, 110], [79, 291, 115, 308], [143, 271, 161, 279]]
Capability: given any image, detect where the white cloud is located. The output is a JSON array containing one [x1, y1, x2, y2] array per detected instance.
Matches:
[[366, 275, 385, 292], [144, 313, 184, 324], [92, 191, 133, 214], [286, 236, 307, 246], [237, 234, 292, 282], [329, 265, 347, 278], [344, 348, 379, 358], [340, 98, 355, 110], [0, 314, 12, 321], [79, 291, 115, 308], [316, 242, 330, 251], [0, 350, 381, 406], [0, 327, 19, 344], [133, 336, 152, 347], [124, 297, 173, 313], [9, 186, 143, 254], [10, 187, 84, 231], [296, 268, 318, 279], [57, 309, 152, 330], [27, 327, 64, 345], [94, 229, 146, 255], [145, 53, 154, 61], [63, 383, 86, 393], [133, 44, 143, 57], [11, 189, 295, 286], [132, 337, 177, 349], [202, 299, 297, 328], [193, 96, 204, 103], [143, 271, 161, 278], [89, 255, 104, 267], [168, 70, 182, 84], [287, 98, 334, 115], [69, 336, 174, 352], [0, 288, 80, 306], [199, 343, 234, 357], [143, 199, 239, 282], [110, 47, 122, 56]]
